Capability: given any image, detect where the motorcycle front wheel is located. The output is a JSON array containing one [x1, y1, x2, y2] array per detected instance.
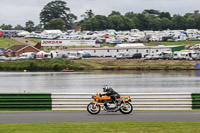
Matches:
[[119, 102, 133, 114], [87, 102, 101, 115]]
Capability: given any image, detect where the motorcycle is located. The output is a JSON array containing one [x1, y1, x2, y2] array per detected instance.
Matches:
[[87, 92, 133, 114]]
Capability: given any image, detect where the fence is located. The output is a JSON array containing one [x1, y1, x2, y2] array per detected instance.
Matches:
[[0, 93, 200, 110], [51, 93, 193, 110]]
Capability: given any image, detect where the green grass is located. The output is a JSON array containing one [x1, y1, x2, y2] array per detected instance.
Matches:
[[26, 38, 42, 43], [0, 122, 200, 133], [0, 38, 22, 48], [144, 42, 156, 46], [100, 43, 116, 47], [162, 40, 200, 46], [75, 60, 105, 68]]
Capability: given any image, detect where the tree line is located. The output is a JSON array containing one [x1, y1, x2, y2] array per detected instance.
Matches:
[[1, 0, 200, 32]]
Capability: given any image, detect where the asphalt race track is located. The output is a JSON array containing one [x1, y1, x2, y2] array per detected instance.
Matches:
[[0, 111, 200, 123]]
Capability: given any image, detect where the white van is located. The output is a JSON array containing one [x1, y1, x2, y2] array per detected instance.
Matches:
[[20, 52, 36, 60], [67, 52, 82, 60]]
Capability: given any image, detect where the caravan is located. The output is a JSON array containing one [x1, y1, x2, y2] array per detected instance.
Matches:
[[173, 50, 195, 60]]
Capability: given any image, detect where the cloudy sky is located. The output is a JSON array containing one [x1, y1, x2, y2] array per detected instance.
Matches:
[[0, 0, 199, 27]]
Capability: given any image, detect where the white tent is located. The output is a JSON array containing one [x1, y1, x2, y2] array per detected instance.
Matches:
[[17, 31, 30, 37]]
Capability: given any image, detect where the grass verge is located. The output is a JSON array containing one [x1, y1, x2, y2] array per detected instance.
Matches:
[[0, 38, 22, 48], [0, 121, 200, 133], [0, 59, 84, 71]]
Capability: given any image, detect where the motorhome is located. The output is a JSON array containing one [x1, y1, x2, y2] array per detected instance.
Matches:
[[173, 50, 195, 60], [173, 51, 181, 60], [151, 51, 172, 60], [194, 52, 200, 60]]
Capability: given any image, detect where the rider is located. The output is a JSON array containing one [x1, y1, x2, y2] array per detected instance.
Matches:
[[101, 85, 120, 104]]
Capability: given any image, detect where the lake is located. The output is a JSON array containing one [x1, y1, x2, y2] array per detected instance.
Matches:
[[0, 70, 200, 93]]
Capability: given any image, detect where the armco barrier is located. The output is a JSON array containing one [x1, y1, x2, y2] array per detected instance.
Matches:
[[0, 93, 51, 110], [0, 93, 197, 111], [51, 93, 192, 110]]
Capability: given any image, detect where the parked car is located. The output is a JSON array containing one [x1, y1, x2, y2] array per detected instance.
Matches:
[[82, 53, 91, 58], [55, 54, 67, 59], [19, 52, 36, 60], [116, 52, 130, 59], [151, 52, 163, 60], [144, 54, 153, 60], [128, 53, 142, 59]]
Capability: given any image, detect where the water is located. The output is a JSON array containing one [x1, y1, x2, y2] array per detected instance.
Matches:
[[0, 70, 200, 93]]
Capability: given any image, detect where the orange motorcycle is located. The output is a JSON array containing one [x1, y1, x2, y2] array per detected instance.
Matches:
[[87, 92, 133, 114]]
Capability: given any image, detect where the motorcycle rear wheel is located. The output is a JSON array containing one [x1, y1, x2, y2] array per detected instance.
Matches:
[[119, 102, 133, 114], [87, 103, 101, 115]]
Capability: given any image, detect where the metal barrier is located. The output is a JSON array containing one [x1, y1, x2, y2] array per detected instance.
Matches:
[[51, 93, 193, 110], [192, 93, 200, 109], [0, 93, 199, 111], [0, 93, 51, 110]]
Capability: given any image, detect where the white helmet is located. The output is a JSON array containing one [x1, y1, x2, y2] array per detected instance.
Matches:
[[103, 85, 109, 92]]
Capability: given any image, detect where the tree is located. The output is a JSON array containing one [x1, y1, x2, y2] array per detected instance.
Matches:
[[172, 15, 186, 29], [94, 15, 108, 30], [160, 17, 171, 30], [25, 20, 34, 32], [144, 9, 160, 15], [81, 18, 98, 31], [125, 12, 136, 18], [34, 24, 43, 31], [40, 0, 77, 29], [46, 18, 66, 30], [159, 12, 171, 20], [136, 13, 151, 30], [108, 11, 121, 16], [186, 16, 196, 29], [107, 15, 124, 30], [0, 24, 13, 30], [150, 18, 161, 30], [14, 25, 24, 30], [81, 9, 94, 20]]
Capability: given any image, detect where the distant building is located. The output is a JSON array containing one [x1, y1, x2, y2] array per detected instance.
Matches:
[[52, 45, 184, 58], [3, 45, 40, 57]]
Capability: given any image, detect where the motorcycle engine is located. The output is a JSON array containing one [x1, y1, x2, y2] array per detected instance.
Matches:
[[106, 103, 116, 109]]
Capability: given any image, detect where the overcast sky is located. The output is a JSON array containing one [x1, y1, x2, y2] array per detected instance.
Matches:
[[0, 0, 200, 27]]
